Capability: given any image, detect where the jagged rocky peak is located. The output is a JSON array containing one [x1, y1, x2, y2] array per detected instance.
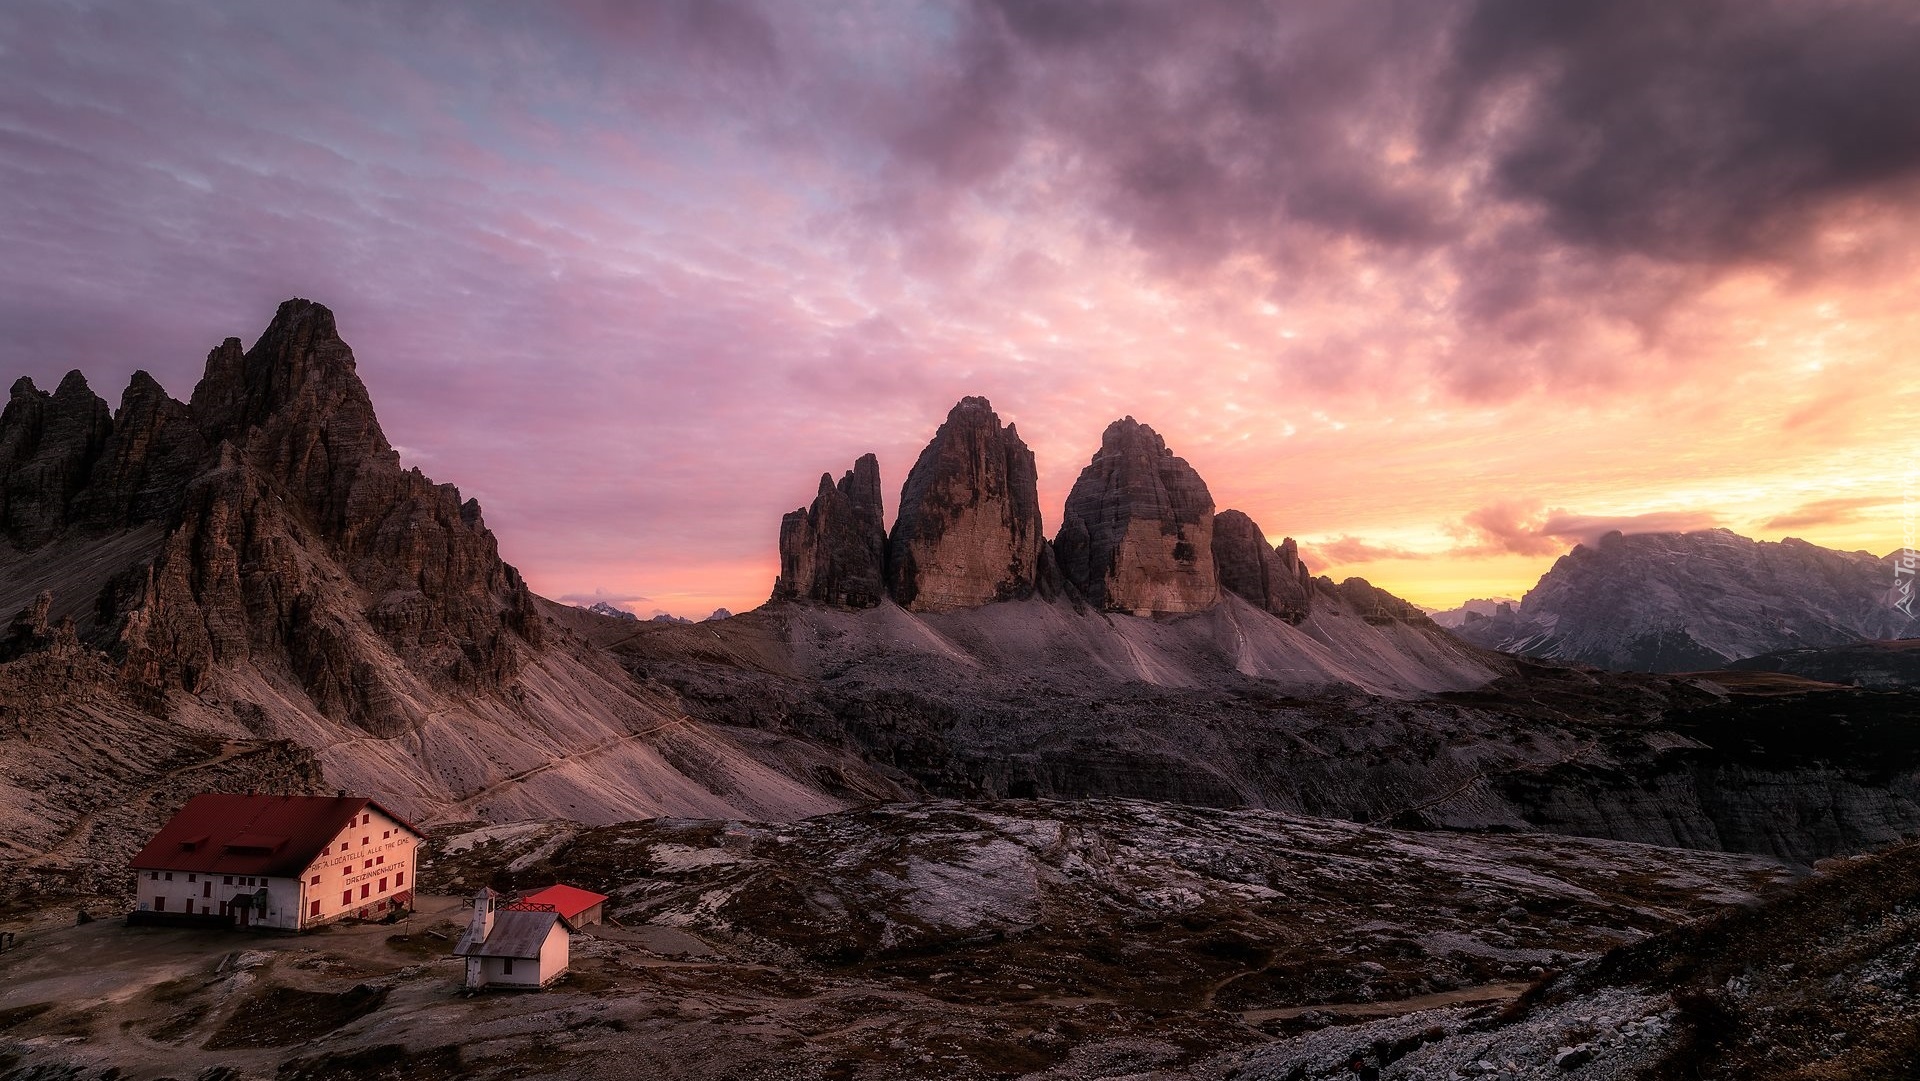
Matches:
[[1211, 509, 1313, 622], [0, 299, 547, 727], [887, 397, 1045, 611], [188, 298, 398, 532], [0, 370, 112, 548], [775, 453, 888, 608], [1055, 417, 1219, 615], [70, 370, 208, 531]]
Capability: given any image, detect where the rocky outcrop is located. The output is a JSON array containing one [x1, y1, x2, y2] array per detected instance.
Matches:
[[0, 299, 545, 725], [1450, 529, 1917, 672], [1212, 510, 1313, 621], [1055, 418, 1218, 615], [774, 454, 888, 608], [0, 371, 113, 548], [69, 371, 208, 531], [1322, 575, 1432, 624], [886, 398, 1045, 611]]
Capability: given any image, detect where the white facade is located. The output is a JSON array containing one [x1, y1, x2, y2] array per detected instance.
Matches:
[[133, 871, 301, 929], [132, 803, 419, 931], [298, 805, 420, 928]]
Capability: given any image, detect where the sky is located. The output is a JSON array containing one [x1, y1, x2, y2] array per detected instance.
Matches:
[[2, 0, 1916, 617]]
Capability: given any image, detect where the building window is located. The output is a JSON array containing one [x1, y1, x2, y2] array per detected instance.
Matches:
[[340, 841, 348, 852], [383, 830, 390, 838], [361, 884, 370, 899], [396, 871, 405, 887], [361, 837, 369, 846], [188, 874, 196, 883], [148, 871, 157, 880], [155, 897, 165, 912], [164, 872, 172, 881], [376, 856, 384, 865], [362, 813, 371, 825], [309, 875, 320, 886], [203, 882, 211, 898], [379, 877, 388, 893], [503, 958, 514, 975], [223, 876, 233, 885], [342, 890, 351, 906], [309, 900, 321, 917]]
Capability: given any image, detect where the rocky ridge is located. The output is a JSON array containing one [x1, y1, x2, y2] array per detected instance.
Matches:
[[772, 400, 1419, 632], [1, 301, 869, 890], [1450, 528, 1915, 671], [1212, 509, 1313, 621]]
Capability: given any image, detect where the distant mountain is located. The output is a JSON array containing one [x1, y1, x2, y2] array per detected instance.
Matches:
[[582, 601, 638, 621], [1449, 529, 1914, 671], [1426, 597, 1519, 629]]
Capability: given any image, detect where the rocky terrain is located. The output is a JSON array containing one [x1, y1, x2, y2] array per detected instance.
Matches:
[[1728, 636, 1920, 689], [602, 596, 1920, 865], [6, 299, 1920, 1077], [1449, 529, 1914, 671], [0, 799, 1799, 1081], [0, 301, 888, 916], [1216, 835, 1920, 1080]]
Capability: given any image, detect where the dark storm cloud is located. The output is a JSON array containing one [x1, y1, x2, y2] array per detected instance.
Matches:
[[830, 0, 1920, 395], [1440, 0, 1920, 263]]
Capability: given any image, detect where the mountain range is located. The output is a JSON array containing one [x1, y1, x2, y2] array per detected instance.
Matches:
[[1447, 528, 1914, 671], [5, 300, 1920, 914], [6, 300, 1920, 1080]]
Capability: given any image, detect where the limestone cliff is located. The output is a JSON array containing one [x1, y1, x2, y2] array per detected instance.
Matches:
[[886, 397, 1045, 611], [1055, 418, 1218, 614], [774, 453, 888, 608], [1211, 509, 1313, 622]]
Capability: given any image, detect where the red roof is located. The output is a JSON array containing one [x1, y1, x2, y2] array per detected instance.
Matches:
[[519, 883, 609, 921], [131, 794, 419, 878]]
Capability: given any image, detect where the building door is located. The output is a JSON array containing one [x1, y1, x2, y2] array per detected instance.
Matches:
[[234, 898, 250, 927]]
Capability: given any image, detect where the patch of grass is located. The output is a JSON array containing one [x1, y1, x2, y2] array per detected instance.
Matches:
[[384, 922, 460, 959], [276, 1043, 465, 1081], [204, 983, 389, 1049], [148, 974, 203, 1003], [147, 1003, 210, 1044], [0, 1002, 52, 1031]]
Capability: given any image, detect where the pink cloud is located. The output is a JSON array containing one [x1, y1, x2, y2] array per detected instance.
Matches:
[[0, 1, 1911, 615]]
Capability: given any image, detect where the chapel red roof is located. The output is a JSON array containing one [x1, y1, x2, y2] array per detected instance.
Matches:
[[519, 883, 609, 921], [131, 794, 419, 878]]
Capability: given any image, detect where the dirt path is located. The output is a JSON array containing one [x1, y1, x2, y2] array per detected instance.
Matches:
[[431, 713, 696, 820], [1240, 981, 1533, 1024]]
